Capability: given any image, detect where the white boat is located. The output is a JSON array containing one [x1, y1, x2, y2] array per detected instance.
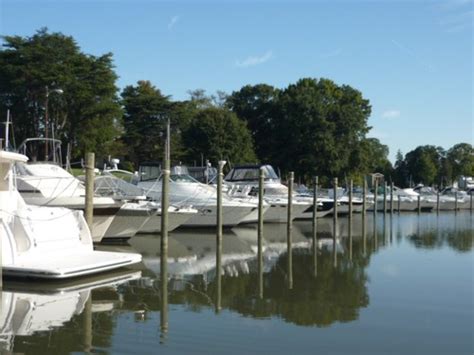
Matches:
[[440, 187, 471, 209], [224, 164, 323, 222], [15, 139, 152, 242], [137, 164, 261, 227], [413, 185, 458, 210], [94, 168, 198, 233], [0, 149, 142, 279]]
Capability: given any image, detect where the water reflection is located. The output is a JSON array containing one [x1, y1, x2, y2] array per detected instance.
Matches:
[[1, 270, 141, 353], [1, 212, 472, 353]]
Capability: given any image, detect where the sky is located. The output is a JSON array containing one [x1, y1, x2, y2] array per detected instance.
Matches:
[[1, 0, 472, 162]]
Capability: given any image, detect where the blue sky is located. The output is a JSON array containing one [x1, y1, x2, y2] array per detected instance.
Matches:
[[1, 0, 472, 162]]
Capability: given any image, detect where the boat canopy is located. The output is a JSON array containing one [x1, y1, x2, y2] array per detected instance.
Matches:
[[225, 165, 279, 182]]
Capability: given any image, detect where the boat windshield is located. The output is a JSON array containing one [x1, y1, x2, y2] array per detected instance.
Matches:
[[170, 174, 199, 183], [226, 165, 279, 182]]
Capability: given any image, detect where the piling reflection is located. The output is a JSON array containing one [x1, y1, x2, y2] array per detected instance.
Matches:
[[1, 212, 471, 354], [0, 270, 141, 354]]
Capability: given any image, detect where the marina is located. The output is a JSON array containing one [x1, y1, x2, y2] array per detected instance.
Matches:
[[1, 211, 472, 353]]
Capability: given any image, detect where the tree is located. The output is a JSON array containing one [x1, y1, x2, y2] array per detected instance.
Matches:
[[393, 150, 409, 187], [0, 28, 122, 159], [182, 107, 256, 165], [404, 145, 442, 186], [447, 143, 474, 179], [226, 84, 280, 162], [349, 138, 392, 182], [121, 80, 172, 166], [271, 78, 371, 180]]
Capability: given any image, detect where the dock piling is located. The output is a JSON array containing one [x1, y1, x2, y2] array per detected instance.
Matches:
[[383, 181, 387, 214], [349, 179, 353, 220], [333, 177, 338, 268], [258, 167, 264, 298], [390, 182, 394, 215], [287, 172, 294, 289], [160, 138, 170, 336], [417, 195, 421, 214], [312, 176, 318, 277], [374, 179, 378, 215], [216, 160, 225, 311], [85, 152, 95, 231]]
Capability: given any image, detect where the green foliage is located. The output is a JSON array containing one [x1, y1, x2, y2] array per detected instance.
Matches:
[[226, 84, 280, 162], [0, 28, 122, 159], [121, 80, 171, 166], [182, 107, 257, 165], [447, 143, 474, 178]]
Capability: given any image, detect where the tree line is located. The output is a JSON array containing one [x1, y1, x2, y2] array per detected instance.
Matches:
[[0, 29, 472, 187]]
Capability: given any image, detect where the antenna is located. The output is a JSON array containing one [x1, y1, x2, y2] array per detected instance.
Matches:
[[5, 110, 10, 150]]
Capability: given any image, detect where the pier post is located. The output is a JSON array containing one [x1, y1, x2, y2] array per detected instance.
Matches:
[[333, 177, 338, 268], [398, 195, 401, 213], [383, 181, 387, 214], [85, 152, 95, 231], [312, 176, 318, 277], [437, 191, 440, 213], [374, 179, 378, 216], [417, 195, 421, 214], [362, 177, 367, 218], [160, 137, 170, 332], [470, 192, 473, 213], [287, 172, 294, 289], [216, 160, 225, 310], [349, 179, 353, 220], [258, 167, 264, 298], [83, 295, 92, 352], [390, 182, 394, 215], [455, 191, 458, 211]]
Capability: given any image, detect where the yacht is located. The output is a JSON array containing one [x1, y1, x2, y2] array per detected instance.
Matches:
[[15, 139, 153, 242], [94, 169, 198, 233], [440, 187, 471, 209], [137, 163, 263, 227], [0, 149, 142, 279], [224, 164, 328, 222]]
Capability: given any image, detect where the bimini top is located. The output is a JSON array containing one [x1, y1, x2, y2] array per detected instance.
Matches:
[[225, 164, 280, 182]]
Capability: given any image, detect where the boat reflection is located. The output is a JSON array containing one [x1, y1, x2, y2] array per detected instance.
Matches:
[[0, 270, 141, 353]]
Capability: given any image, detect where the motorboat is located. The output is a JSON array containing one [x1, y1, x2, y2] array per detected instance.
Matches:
[[0, 270, 141, 352], [412, 185, 458, 210], [14, 139, 153, 242], [94, 166, 198, 234], [137, 163, 263, 227], [224, 164, 328, 222], [0, 149, 142, 279], [440, 187, 471, 209]]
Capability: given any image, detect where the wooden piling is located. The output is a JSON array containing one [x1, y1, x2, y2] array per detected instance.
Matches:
[[398, 196, 401, 213], [362, 178, 367, 217], [437, 190, 440, 213], [287, 172, 294, 289], [349, 179, 353, 220], [383, 181, 387, 214], [417, 195, 421, 214], [333, 177, 338, 268], [85, 152, 95, 231], [216, 161, 224, 310], [390, 182, 394, 215], [83, 295, 92, 352], [374, 179, 378, 215], [258, 167, 264, 298], [160, 139, 170, 331], [470, 192, 473, 212], [312, 176, 318, 277], [455, 191, 458, 211]]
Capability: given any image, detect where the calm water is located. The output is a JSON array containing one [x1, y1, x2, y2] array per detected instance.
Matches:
[[1, 212, 473, 354]]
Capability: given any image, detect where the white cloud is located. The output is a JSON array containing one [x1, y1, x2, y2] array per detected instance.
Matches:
[[168, 15, 179, 30], [382, 110, 401, 119], [235, 51, 273, 68]]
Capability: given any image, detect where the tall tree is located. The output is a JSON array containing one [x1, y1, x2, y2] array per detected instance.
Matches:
[[182, 107, 256, 165], [0, 28, 122, 158], [447, 143, 474, 179], [404, 145, 442, 186], [272, 78, 371, 180], [121, 80, 172, 166], [226, 84, 280, 162]]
